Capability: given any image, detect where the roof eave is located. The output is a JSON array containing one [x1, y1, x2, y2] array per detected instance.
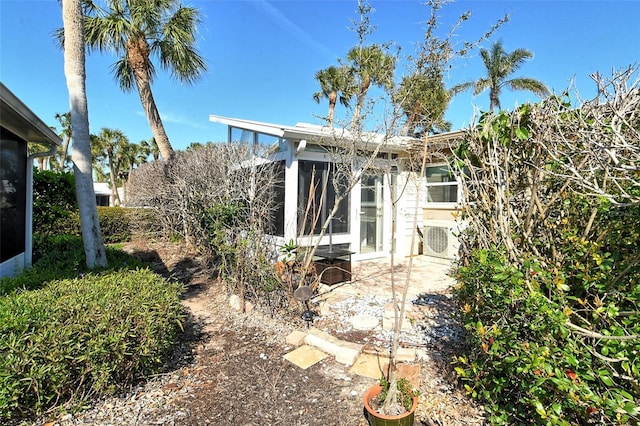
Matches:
[[0, 83, 62, 146]]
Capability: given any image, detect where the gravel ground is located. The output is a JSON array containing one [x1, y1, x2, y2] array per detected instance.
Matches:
[[16, 240, 485, 426]]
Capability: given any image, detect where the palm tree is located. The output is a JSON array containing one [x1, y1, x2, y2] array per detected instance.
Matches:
[[78, 0, 207, 159], [54, 112, 72, 170], [396, 70, 451, 137], [313, 65, 354, 127], [453, 40, 550, 111], [92, 128, 130, 206], [118, 140, 147, 204], [346, 44, 396, 128], [61, 0, 107, 268], [140, 137, 160, 161]]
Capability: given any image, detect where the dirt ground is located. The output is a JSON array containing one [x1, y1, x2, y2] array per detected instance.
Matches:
[[114, 239, 486, 426]]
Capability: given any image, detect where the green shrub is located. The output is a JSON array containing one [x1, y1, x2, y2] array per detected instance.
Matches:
[[97, 206, 131, 243], [454, 246, 639, 425], [0, 269, 184, 419], [1, 235, 145, 295], [452, 97, 640, 425], [32, 169, 78, 237]]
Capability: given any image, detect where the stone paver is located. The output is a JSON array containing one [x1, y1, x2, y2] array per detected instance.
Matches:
[[285, 330, 307, 347], [396, 347, 417, 363], [349, 352, 390, 379], [283, 345, 328, 369], [304, 333, 361, 366], [397, 363, 421, 388], [283, 256, 452, 381], [351, 314, 379, 330]]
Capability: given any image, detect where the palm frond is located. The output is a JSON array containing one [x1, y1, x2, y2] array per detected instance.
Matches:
[[506, 78, 550, 97], [111, 57, 136, 91]]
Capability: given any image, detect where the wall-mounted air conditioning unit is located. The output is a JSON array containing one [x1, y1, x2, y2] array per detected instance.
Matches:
[[422, 220, 459, 259]]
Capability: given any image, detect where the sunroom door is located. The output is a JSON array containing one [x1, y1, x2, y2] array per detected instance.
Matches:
[[359, 174, 384, 256]]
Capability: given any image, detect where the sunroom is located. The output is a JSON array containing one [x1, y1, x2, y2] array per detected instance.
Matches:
[[209, 115, 428, 281]]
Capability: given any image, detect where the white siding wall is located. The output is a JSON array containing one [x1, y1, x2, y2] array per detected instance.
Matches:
[[396, 171, 424, 258]]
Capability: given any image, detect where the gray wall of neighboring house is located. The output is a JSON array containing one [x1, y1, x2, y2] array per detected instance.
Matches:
[[1, 83, 61, 278]]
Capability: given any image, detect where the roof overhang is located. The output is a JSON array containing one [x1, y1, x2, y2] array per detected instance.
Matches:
[[1, 82, 61, 146], [209, 115, 419, 154]]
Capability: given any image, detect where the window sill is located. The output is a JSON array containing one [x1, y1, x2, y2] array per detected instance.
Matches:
[[421, 203, 460, 210]]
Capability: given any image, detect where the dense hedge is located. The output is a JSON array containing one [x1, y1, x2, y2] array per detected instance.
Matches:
[[0, 269, 184, 419], [96, 206, 131, 243], [32, 168, 156, 244], [32, 169, 78, 236], [452, 94, 639, 425]]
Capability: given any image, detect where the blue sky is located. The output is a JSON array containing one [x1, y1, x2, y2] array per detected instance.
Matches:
[[1, 0, 638, 152]]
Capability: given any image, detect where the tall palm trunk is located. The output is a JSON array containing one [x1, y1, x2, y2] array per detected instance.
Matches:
[[350, 76, 371, 129], [107, 153, 121, 206], [58, 135, 70, 169], [327, 91, 337, 127], [127, 37, 174, 160], [489, 88, 500, 111], [62, 0, 107, 268]]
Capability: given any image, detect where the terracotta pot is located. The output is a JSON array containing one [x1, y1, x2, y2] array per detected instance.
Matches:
[[363, 383, 418, 426]]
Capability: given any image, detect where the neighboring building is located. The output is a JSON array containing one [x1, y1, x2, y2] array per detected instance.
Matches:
[[1, 83, 61, 278], [94, 182, 112, 206], [93, 182, 126, 206], [209, 115, 464, 264]]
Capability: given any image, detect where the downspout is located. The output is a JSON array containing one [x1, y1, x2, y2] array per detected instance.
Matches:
[[25, 144, 58, 268]]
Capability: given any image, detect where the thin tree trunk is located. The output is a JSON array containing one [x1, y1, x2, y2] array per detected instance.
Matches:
[[62, 0, 107, 268], [107, 155, 121, 206]]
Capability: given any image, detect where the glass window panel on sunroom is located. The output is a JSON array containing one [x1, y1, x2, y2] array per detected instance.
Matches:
[[298, 161, 349, 236], [256, 132, 281, 155], [230, 127, 255, 144]]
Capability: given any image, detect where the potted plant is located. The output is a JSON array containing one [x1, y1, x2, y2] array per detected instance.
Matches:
[[364, 377, 419, 426], [356, 0, 505, 422], [360, 164, 421, 425]]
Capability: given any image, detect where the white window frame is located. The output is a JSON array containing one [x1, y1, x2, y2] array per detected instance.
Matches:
[[423, 163, 460, 208]]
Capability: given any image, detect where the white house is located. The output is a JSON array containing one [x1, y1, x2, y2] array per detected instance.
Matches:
[[1, 83, 61, 278], [209, 116, 463, 272]]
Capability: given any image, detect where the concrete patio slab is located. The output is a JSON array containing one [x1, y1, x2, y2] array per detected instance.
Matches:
[[283, 345, 328, 370]]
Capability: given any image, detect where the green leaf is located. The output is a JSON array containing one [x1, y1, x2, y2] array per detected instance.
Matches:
[[598, 369, 614, 386], [515, 127, 529, 140], [623, 402, 638, 416]]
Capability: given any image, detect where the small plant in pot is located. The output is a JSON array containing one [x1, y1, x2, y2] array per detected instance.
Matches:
[[362, 165, 421, 425], [364, 376, 420, 425]]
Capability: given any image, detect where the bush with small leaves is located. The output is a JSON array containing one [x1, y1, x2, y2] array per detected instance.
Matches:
[[0, 269, 184, 420]]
